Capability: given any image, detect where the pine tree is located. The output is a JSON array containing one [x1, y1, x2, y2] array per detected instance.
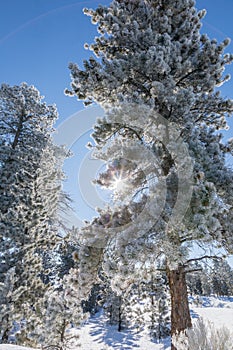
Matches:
[[38, 267, 83, 350], [67, 1, 233, 347], [186, 262, 203, 296], [0, 267, 16, 342], [200, 268, 212, 297], [0, 83, 68, 345], [123, 274, 170, 339], [211, 259, 233, 296]]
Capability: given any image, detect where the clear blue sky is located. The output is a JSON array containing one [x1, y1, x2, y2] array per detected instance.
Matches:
[[1, 0, 233, 228]]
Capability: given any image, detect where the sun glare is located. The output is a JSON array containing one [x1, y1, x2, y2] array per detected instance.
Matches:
[[110, 173, 129, 192]]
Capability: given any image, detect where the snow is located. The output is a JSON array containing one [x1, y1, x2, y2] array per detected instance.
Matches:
[[0, 347, 35, 350], [71, 311, 171, 349], [189, 295, 233, 331], [0, 296, 232, 350], [193, 307, 233, 329]]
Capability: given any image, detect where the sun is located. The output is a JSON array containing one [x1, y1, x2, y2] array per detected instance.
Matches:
[[105, 159, 133, 194], [112, 176, 125, 191], [110, 172, 129, 192]]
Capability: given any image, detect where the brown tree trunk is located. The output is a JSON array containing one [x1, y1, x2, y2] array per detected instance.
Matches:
[[167, 264, 192, 350]]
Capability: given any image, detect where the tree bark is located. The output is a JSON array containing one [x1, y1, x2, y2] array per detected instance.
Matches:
[[167, 264, 192, 350], [12, 114, 24, 149], [1, 314, 10, 343]]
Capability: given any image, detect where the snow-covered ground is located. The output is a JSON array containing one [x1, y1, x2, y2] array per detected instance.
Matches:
[[190, 295, 233, 331], [0, 347, 35, 350], [71, 311, 171, 350], [0, 296, 232, 350]]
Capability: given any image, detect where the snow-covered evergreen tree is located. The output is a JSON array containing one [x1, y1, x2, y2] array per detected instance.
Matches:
[[186, 262, 203, 296], [38, 267, 83, 350], [0, 267, 16, 342], [200, 269, 212, 297], [0, 83, 69, 345], [187, 259, 233, 297], [103, 292, 123, 331], [33, 231, 83, 349], [211, 259, 233, 296], [123, 273, 170, 339], [67, 0, 233, 347]]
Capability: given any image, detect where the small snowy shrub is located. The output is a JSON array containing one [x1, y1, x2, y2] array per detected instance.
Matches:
[[172, 318, 233, 350]]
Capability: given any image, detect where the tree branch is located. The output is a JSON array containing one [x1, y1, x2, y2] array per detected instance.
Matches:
[[186, 255, 223, 264], [185, 268, 202, 274], [176, 68, 200, 86]]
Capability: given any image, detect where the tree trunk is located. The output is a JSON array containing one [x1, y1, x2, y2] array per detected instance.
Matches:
[[167, 264, 192, 350], [12, 114, 24, 149], [118, 296, 122, 332], [118, 305, 122, 332], [1, 314, 10, 343]]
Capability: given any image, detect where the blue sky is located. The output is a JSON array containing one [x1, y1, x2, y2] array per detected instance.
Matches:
[[1, 0, 232, 119], [1, 0, 233, 228]]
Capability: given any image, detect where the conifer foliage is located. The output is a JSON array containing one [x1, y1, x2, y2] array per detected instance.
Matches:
[[186, 259, 233, 297], [68, 1, 233, 347], [0, 83, 68, 345]]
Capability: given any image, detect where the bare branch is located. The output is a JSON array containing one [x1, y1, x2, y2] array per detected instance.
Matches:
[[186, 255, 223, 264], [185, 268, 203, 274]]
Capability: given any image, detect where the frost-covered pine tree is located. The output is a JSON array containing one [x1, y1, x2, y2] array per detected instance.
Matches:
[[187, 259, 233, 297], [104, 292, 123, 331], [0, 267, 16, 342], [38, 267, 83, 349], [211, 259, 233, 296], [123, 274, 170, 338], [67, 0, 233, 347], [0, 83, 68, 345], [146, 273, 170, 340], [37, 230, 84, 349], [186, 262, 203, 296]]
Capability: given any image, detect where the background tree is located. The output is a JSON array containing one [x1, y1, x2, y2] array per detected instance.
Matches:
[[186, 259, 233, 297], [38, 267, 83, 350], [123, 273, 170, 339], [186, 262, 203, 296], [0, 83, 69, 346], [67, 0, 233, 347], [211, 260, 233, 296]]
